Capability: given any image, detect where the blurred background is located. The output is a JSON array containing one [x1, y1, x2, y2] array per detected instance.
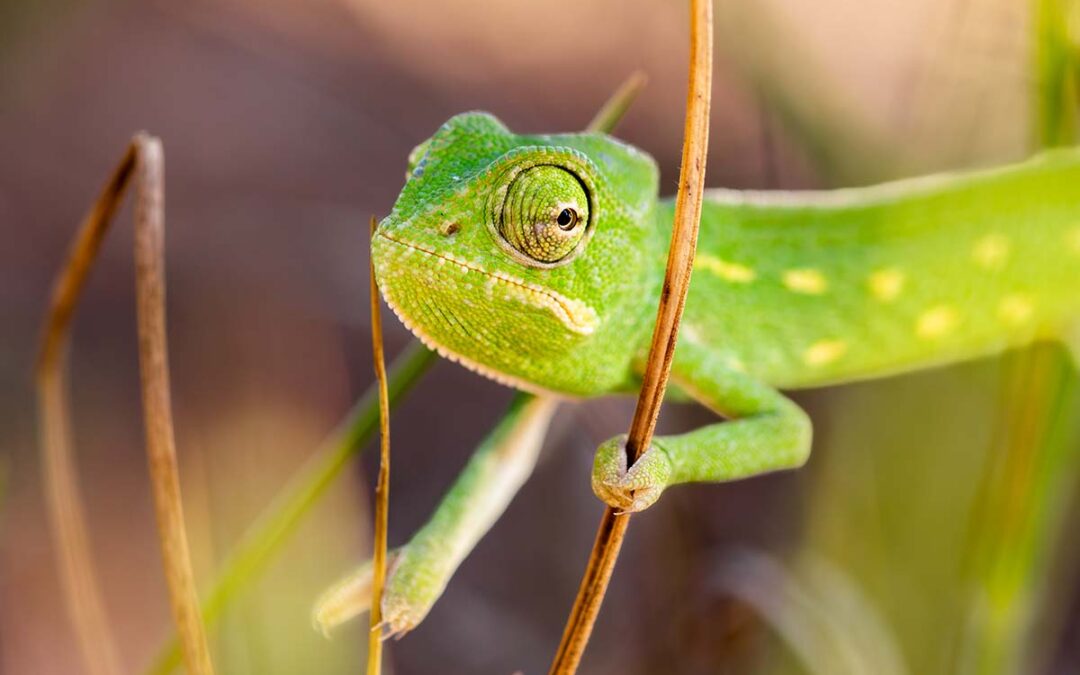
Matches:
[[2, 0, 1078, 673]]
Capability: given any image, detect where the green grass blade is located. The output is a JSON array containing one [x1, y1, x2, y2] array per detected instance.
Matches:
[[1033, 0, 1079, 148]]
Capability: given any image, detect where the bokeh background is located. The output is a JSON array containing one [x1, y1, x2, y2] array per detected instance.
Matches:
[[2, 0, 1078, 673]]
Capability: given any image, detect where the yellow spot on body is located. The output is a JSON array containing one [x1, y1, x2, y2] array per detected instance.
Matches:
[[1067, 227, 1080, 255], [972, 234, 1010, 269], [804, 339, 847, 367], [724, 354, 746, 372], [682, 324, 704, 345], [868, 268, 905, 302], [916, 305, 959, 339], [695, 254, 756, 283], [782, 268, 828, 294], [997, 294, 1034, 326]]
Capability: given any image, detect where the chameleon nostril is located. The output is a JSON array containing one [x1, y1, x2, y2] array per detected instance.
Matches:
[[442, 222, 461, 236]]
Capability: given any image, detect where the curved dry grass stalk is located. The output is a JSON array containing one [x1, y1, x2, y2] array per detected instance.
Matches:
[[547, 0, 712, 671], [36, 144, 134, 675], [36, 134, 215, 675]]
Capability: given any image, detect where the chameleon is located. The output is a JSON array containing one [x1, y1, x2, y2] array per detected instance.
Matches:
[[313, 111, 1080, 637]]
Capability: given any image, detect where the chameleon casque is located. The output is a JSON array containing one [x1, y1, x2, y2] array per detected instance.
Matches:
[[314, 111, 1080, 635]]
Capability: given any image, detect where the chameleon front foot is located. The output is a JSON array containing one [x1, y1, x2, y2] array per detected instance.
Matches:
[[591, 434, 673, 513], [376, 548, 447, 638], [312, 548, 437, 639]]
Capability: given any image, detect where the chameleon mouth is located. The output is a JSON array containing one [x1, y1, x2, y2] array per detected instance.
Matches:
[[374, 230, 598, 335], [377, 284, 560, 395]]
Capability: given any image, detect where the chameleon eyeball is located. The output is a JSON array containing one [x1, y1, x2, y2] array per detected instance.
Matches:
[[497, 165, 590, 264]]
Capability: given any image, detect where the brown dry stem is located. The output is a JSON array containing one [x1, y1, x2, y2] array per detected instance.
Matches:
[[367, 216, 393, 673], [547, 0, 713, 672], [36, 134, 215, 675]]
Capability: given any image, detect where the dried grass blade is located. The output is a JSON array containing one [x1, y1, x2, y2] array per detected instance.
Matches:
[[131, 134, 215, 675], [35, 142, 135, 675], [367, 216, 393, 673]]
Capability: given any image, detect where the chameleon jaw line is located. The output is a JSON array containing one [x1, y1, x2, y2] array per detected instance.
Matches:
[[375, 230, 599, 336], [374, 264, 570, 398]]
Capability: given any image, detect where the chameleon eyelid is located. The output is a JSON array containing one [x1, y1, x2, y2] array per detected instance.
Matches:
[[483, 148, 599, 269]]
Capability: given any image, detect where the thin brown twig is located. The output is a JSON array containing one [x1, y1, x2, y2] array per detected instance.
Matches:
[[548, 0, 712, 671], [367, 216, 392, 674], [36, 134, 215, 675]]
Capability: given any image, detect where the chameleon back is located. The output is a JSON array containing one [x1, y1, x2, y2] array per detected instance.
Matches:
[[375, 113, 1080, 397], [680, 150, 1080, 389]]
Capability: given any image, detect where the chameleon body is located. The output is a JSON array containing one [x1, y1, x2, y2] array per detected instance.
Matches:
[[319, 112, 1080, 634]]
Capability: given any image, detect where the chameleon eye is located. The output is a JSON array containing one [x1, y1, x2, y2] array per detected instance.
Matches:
[[497, 166, 590, 264]]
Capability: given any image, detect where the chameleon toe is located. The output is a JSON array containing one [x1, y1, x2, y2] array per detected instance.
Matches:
[[591, 435, 672, 512]]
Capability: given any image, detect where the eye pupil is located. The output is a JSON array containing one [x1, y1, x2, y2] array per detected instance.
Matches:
[[557, 208, 576, 230]]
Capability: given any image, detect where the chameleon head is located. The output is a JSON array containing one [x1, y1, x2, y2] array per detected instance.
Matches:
[[371, 112, 661, 395]]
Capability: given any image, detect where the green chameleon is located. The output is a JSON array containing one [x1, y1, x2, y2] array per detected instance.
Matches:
[[313, 111, 1080, 637]]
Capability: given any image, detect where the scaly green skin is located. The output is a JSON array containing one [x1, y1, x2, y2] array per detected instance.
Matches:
[[321, 112, 1080, 635], [375, 113, 1080, 395]]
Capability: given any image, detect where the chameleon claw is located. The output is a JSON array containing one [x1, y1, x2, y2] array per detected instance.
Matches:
[[619, 486, 665, 514], [381, 624, 407, 642], [379, 592, 424, 639]]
